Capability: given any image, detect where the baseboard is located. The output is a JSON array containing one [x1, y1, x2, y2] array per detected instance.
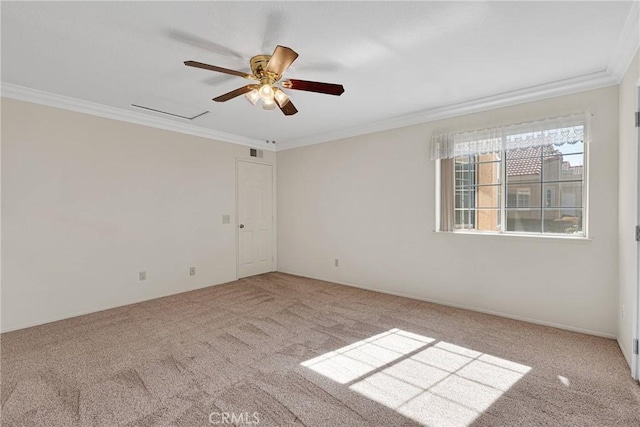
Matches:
[[0, 278, 234, 333], [276, 270, 617, 340]]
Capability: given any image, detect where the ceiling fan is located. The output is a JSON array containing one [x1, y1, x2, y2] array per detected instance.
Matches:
[[184, 45, 344, 116]]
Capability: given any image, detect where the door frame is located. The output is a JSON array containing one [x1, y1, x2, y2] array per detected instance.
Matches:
[[235, 158, 276, 279], [634, 80, 640, 380]]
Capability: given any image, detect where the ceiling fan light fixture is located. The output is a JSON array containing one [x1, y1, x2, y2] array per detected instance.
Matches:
[[274, 88, 290, 107], [184, 44, 344, 117], [244, 89, 260, 105], [262, 98, 276, 110], [258, 84, 274, 101]]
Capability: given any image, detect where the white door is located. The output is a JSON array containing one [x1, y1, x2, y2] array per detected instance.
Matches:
[[237, 161, 274, 278]]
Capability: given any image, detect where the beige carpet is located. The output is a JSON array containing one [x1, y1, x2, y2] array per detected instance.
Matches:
[[1, 272, 639, 426]]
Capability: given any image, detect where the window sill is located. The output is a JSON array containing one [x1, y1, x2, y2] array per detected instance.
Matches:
[[432, 230, 592, 244]]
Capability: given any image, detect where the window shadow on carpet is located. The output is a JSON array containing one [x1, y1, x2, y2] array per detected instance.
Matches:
[[301, 328, 531, 426]]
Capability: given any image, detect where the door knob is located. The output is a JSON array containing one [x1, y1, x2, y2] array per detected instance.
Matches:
[[239, 224, 245, 229]]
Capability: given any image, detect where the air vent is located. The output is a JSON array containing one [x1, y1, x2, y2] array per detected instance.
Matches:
[[250, 149, 264, 158]]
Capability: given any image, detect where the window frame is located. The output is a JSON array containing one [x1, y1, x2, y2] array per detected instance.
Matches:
[[439, 122, 589, 239]]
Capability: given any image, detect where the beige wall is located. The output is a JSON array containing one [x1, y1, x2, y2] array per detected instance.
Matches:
[[617, 50, 639, 370], [1, 98, 275, 332], [278, 85, 619, 337], [0, 82, 627, 342]]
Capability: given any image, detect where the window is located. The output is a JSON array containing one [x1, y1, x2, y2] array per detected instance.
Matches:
[[433, 115, 586, 237], [545, 188, 554, 208], [508, 189, 531, 208], [516, 190, 530, 207]]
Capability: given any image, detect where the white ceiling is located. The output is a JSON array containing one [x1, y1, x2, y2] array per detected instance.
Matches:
[[2, 1, 637, 150]]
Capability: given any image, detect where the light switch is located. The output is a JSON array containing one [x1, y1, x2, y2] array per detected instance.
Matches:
[[222, 215, 231, 224]]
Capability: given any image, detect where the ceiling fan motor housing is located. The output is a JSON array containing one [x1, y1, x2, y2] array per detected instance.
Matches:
[[250, 55, 275, 81]]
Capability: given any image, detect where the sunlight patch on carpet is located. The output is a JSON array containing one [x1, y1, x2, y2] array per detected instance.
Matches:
[[557, 375, 571, 387], [301, 329, 531, 426], [300, 328, 434, 384]]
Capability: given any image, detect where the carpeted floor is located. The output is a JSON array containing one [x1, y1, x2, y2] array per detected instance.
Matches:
[[1, 272, 639, 426]]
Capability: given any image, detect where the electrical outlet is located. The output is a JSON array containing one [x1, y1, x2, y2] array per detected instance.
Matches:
[[222, 215, 231, 224], [189, 267, 196, 276], [334, 259, 339, 267], [139, 271, 146, 281]]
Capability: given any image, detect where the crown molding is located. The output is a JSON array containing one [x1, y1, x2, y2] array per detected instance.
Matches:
[[277, 70, 619, 151], [607, 1, 639, 80], [1, 83, 274, 151]]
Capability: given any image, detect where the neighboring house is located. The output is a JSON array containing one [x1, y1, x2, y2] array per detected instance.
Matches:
[[457, 145, 583, 233]]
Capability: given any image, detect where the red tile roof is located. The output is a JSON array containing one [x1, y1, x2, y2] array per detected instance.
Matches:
[[506, 146, 559, 176]]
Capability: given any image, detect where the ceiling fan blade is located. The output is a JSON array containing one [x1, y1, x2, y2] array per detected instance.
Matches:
[[213, 85, 258, 102], [265, 45, 298, 76], [184, 60, 255, 79], [282, 79, 344, 96], [277, 99, 298, 116]]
